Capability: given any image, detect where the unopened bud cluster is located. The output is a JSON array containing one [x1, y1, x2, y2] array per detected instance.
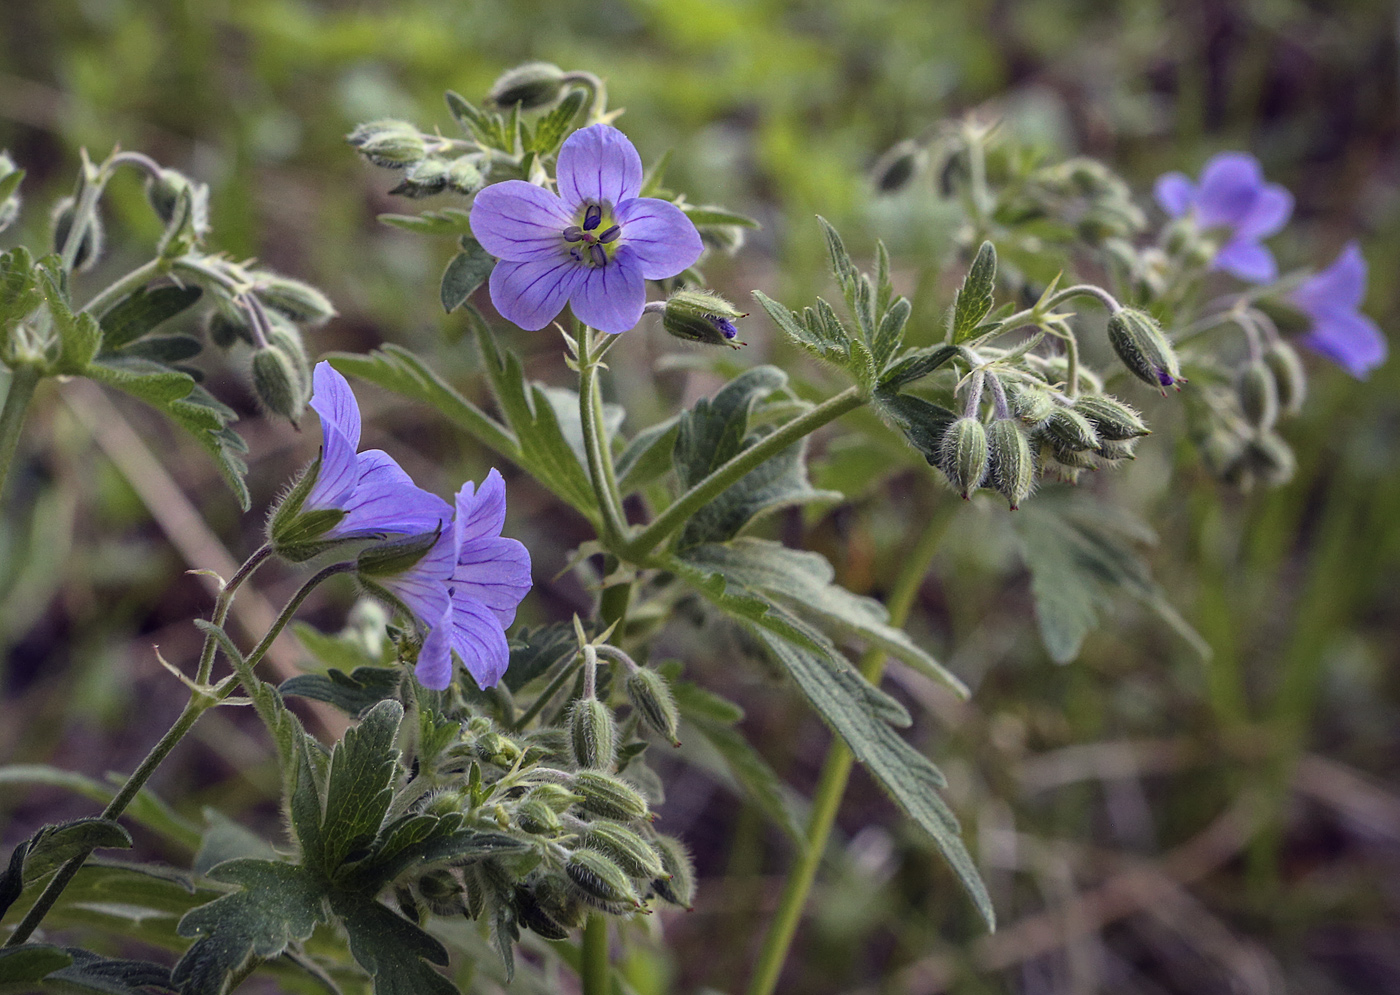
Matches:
[[1189, 338, 1307, 490], [347, 119, 487, 198]]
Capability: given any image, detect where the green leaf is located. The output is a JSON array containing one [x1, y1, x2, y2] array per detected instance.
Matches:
[[673, 366, 788, 488], [317, 700, 404, 875], [0, 167, 23, 209], [279, 665, 403, 717], [376, 208, 473, 236], [640, 149, 672, 197], [503, 623, 579, 693], [292, 619, 387, 673], [816, 216, 856, 291], [37, 268, 102, 374], [193, 811, 277, 877], [879, 344, 960, 392], [329, 345, 518, 463], [752, 291, 847, 365], [440, 237, 495, 313], [0, 246, 41, 330], [871, 295, 911, 370], [19, 819, 133, 885], [42, 947, 175, 994], [97, 285, 202, 349], [673, 682, 803, 842], [873, 390, 957, 467], [951, 241, 997, 344], [527, 88, 587, 154], [172, 860, 328, 995], [680, 204, 761, 229], [0, 945, 72, 985], [537, 384, 623, 474], [0, 766, 200, 851], [616, 415, 679, 495], [108, 334, 203, 365], [330, 892, 456, 995]]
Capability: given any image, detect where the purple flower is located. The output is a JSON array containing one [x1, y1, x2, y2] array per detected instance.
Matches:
[[469, 124, 704, 335], [365, 469, 532, 691], [1155, 153, 1293, 283], [1290, 242, 1387, 379]]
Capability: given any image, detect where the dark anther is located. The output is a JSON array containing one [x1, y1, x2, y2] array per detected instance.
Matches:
[[589, 244, 607, 267], [563, 225, 584, 242], [598, 225, 621, 243], [570, 249, 582, 262], [583, 204, 602, 231]]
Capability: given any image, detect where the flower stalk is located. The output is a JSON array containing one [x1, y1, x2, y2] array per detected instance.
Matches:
[[0, 364, 41, 504]]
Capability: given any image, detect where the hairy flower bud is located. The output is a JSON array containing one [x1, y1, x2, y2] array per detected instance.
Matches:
[[1072, 394, 1148, 441], [565, 849, 642, 909], [51, 196, 104, 272], [347, 120, 427, 168], [571, 770, 650, 822], [253, 273, 337, 326], [390, 157, 451, 198], [1236, 359, 1278, 431], [1107, 308, 1184, 391], [446, 156, 484, 195], [987, 418, 1035, 510], [1044, 406, 1100, 452], [939, 416, 988, 499], [1263, 340, 1306, 417], [870, 139, 926, 194], [527, 782, 585, 813], [0, 152, 21, 233], [1095, 438, 1139, 463], [659, 290, 746, 348], [1006, 381, 1056, 425], [570, 698, 617, 771], [584, 822, 667, 879], [251, 343, 307, 425], [651, 834, 696, 910], [517, 797, 563, 836], [513, 884, 571, 940], [532, 873, 586, 928], [625, 668, 681, 747], [487, 61, 568, 110], [144, 167, 210, 240], [1244, 431, 1296, 487]]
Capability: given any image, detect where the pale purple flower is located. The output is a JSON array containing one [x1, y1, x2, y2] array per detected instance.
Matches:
[[469, 123, 704, 335], [1155, 153, 1293, 283], [1291, 242, 1387, 379]]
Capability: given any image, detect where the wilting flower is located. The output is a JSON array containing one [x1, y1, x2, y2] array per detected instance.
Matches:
[[1154, 152, 1293, 283], [469, 123, 703, 335], [1290, 243, 1387, 379], [360, 469, 532, 691]]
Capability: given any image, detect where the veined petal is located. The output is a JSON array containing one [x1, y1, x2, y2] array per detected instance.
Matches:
[[1153, 173, 1195, 218], [381, 560, 452, 631], [1234, 184, 1293, 241], [470, 180, 574, 261], [305, 423, 359, 513], [310, 363, 361, 449], [1194, 152, 1266, 230], [1302, 310, 1387, 379], [414, 604, 455, 691], [557, 124, 643, 210], [488, 255, 585, 331], [455, 469, 506, 545], [1213, 239, 1277, 284], [615, 197, 704, 279], [570, 252, 646, 334], [448, 591, 511, 688], [335, 450, 453, 538], [453, 536, 532, 625], [1292, 243, 1367, 315]]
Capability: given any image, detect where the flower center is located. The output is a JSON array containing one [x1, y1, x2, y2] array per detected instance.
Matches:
[[562, 201, 622, 268]]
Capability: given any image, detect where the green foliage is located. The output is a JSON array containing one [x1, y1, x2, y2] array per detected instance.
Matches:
[[949, 241, 998, 343], [439, 237, 495, 314], [97, 286, 203, 350], [279, 666, 404, 717]]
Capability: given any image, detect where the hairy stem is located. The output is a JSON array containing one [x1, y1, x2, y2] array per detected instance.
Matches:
[[194, 544, 273, 685], [744, 504, 954, 995], [79, 257, 166, 318], [581, 915, 610, 995], [0, 364, 41, 504], [578, 327, 629, 547]]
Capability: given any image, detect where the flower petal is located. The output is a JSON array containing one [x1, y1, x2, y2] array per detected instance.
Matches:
[[453, 536, 532, 626], [569, 252, 646, 334], [1153, 173, 1195, 217], [1233, 184, 1293, 241], [1292, 243, 1367, 315], [470, 180, 574, 261], [1213, 239, 1277, 284], [414, 604, 455, 690], [556, 124, 643, 210], [448, 591, 511, 688], [454, 469, 506, 545], [1301, 310, 1387, 379], [381, 556, 452, 630], [305, 422, 359, 514], [488, 255, 585, 331], [335, 450, 453, 538], [1194, 153, 1266, 230], [615, 197, 704, 279], [310, 362, 361, 449]]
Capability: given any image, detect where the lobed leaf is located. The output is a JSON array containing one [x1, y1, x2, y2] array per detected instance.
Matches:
[[97, 285, 202, 349], [279, 665, 404, 718], [951, 241, 997, 344]]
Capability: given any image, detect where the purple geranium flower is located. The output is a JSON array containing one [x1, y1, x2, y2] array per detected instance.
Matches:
[[469, 123, 704, 335], [366, 469, 532, 691], [1155, 152, 1293, 283], [1290, 242, 1387, 379]]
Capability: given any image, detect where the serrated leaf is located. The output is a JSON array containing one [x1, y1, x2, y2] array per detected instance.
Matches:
[[680, 205, 761, 228], [527, 88, 587, 154], [616, 415, 679, 495], [97, 285, 202, 349], [0, 246, 41, 329], [318, 700, 404, 875], [19, 819, 133, 884], [871, 295, 910, 370], [279, 665, 403, 717], [878, 343, 960, 391], [42, 947, 175, 994], [377, 209, 474, 236], [330, 892, 457, 995], [441, 238, 495, 313], [503, 623, 579, 693], [0, 945, 72, 985], [673, 366, 788, 488], [752, 290, 847, 365], [951, 241, 997, 344], [816, 215, 856, 291], [37, 268, 102, 373], [172, 860, 327, 995], [445, 90, 492, 142], [873, 390, 957, 466]]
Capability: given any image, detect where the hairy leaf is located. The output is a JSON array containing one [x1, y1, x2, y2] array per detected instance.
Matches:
[[440, 237, 495, 313], [330, 892, 457, 995], [317, 700, 404, 875], [38, 268, 102, 374], [616, 415, 679, 494], [879, 344, 961, 392], [951, 241, 997, 344], [527, 89, 587, 154], [680, 204, 761, 228], [42, 947, 175, 994], [279, 666, 403, 718], [0, 246, 41, 330], [752, 290, 848, 365], [873, 390, 958, 467], [673, 366, 788, 489], [503, 622, 580, 693], [98, 285, 202, 349]]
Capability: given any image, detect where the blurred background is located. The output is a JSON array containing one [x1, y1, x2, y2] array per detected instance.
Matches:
[[1, 0, 1398, 992]]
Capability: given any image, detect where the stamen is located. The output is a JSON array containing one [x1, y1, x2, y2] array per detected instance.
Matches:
[[598, 225, 621, 243], [583, 204, 602, 231], [589, 244, 607, 267], [563, 225, 584, 242]]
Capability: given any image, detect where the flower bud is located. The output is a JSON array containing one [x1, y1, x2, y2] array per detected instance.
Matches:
[[650, 835, 696, 910], [517, 797, 563, 836], [144, 167, 210, 240], [987, 418, 1035, 510], [1244, 431, 1295, 487], [939, 416, 988, 499], [1006, 381, 1056, 426], [417, 869, 465, 916], [251, 342, 308, 426], [1107, 308, 1184, 391], [570, 698, 617, 771], [347, 120, 427, 168], [389, 157, 451, 198], [51, 196, 104, 272], [265, 319, 312, 392], [1044, 406, 1100, 452], [532, 872, 586, 928], [253, 273, 337, 326], [446, 156, 484, 195], [1236, 359, 1278, 431], [205, 307, 254, 349], [571, 770, 650, 822], [528, 783, 584, 813], [660, 290, 746, 348], [1072, 394, 1149, 441], [584, 822, 667, 879], [566, 849, 642, 909], [1095, 438, 1139, 463], [0, 152, 21, 234], [625, 668, 680, 747], [1263, 340, 1306, 417], [487, 61, 568, 110], [870, 139, 926, 194]]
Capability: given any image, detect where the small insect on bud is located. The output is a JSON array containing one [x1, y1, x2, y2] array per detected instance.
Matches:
[[625, 668, 681, 747], [570, 697, 617, 771], [1263, 339, 1306, 417], [1107, 308, 1184, 392], [987, 418, 1035, 510], [51, 196, 104, 272], [939, 416, 988, 499], [0, 151, 22, 233], [253, 273, 337, 326], [650, 834, 696, 910], [1236, 359, 1279, 431], [1043, 406, 1100, 452], [251, 342, 308, 426], [584, 822, 668, 879], [571, 770, 650, 823], [659, 290, 747, 348], [566, 849, 642, 909], [487, 61, 568, 110], [1072, 394, 1149, 441], [870, 139, 927, 194], [347, 120, 427, 168]]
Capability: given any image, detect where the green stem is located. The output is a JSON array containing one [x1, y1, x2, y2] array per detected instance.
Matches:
[[1044, 284, 1121, 314], [624, 387, 865, 560], [79, 257, 165, 318], [581, 915, 610, 995], [744, 504, 953, 995], [563, 71, 609, 124], [195, 544, 273, 685], [0, 364, 41, 504], [58, 155, 109, 275], [512, 656, 582, 731], [578, 327, 629, 547], [223, 561, 357, 694]]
